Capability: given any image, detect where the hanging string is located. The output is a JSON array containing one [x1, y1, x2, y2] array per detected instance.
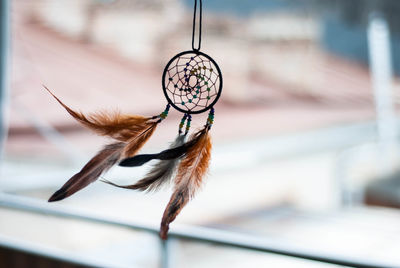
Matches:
[[191, 0, 202, 51]]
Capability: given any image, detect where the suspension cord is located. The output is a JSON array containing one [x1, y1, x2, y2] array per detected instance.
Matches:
[[191, 0, 202, 51]]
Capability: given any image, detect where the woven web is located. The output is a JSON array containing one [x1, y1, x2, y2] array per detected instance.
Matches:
[[164, 52, 220, 113]]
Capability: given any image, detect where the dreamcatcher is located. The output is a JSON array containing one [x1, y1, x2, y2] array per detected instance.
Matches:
[[47, 0, 222, 239]]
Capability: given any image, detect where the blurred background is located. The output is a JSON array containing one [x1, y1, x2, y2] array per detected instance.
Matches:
[[1, 0, 400, 267]]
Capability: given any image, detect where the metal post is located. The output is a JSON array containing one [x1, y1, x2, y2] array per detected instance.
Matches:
[[367, 12, 397, 175], [160, 238, 176, 268], [0, 0, 10, 160]]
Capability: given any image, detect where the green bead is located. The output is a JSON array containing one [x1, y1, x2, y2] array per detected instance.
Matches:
[[193, 95, 197, 98], [207, 88, 211, 91], [189, 99, 192, 103], [207, 96, 210, 100], [181, 101, 185, 105], [205, 82, 208, 85]]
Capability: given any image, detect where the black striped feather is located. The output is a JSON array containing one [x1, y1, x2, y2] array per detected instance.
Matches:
[[102, 135, 187, 192]]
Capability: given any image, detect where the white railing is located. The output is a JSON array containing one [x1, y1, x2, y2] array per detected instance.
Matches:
[[0, 193, 394, 268]]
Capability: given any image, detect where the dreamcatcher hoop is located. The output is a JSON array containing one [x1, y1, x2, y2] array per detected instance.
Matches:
[[162, 50, 223, 114]]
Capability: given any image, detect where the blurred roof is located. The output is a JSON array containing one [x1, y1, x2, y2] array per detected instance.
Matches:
[[8, 0, 383, 158]]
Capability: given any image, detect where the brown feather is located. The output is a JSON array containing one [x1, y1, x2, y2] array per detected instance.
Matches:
[[48, 142, 125, 202], [48, 123, 157, 202], [123, 122, 158, 157], [45, 87, 163, 202], [160, 129, 212, 239], [44, 86, 154, 142]]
